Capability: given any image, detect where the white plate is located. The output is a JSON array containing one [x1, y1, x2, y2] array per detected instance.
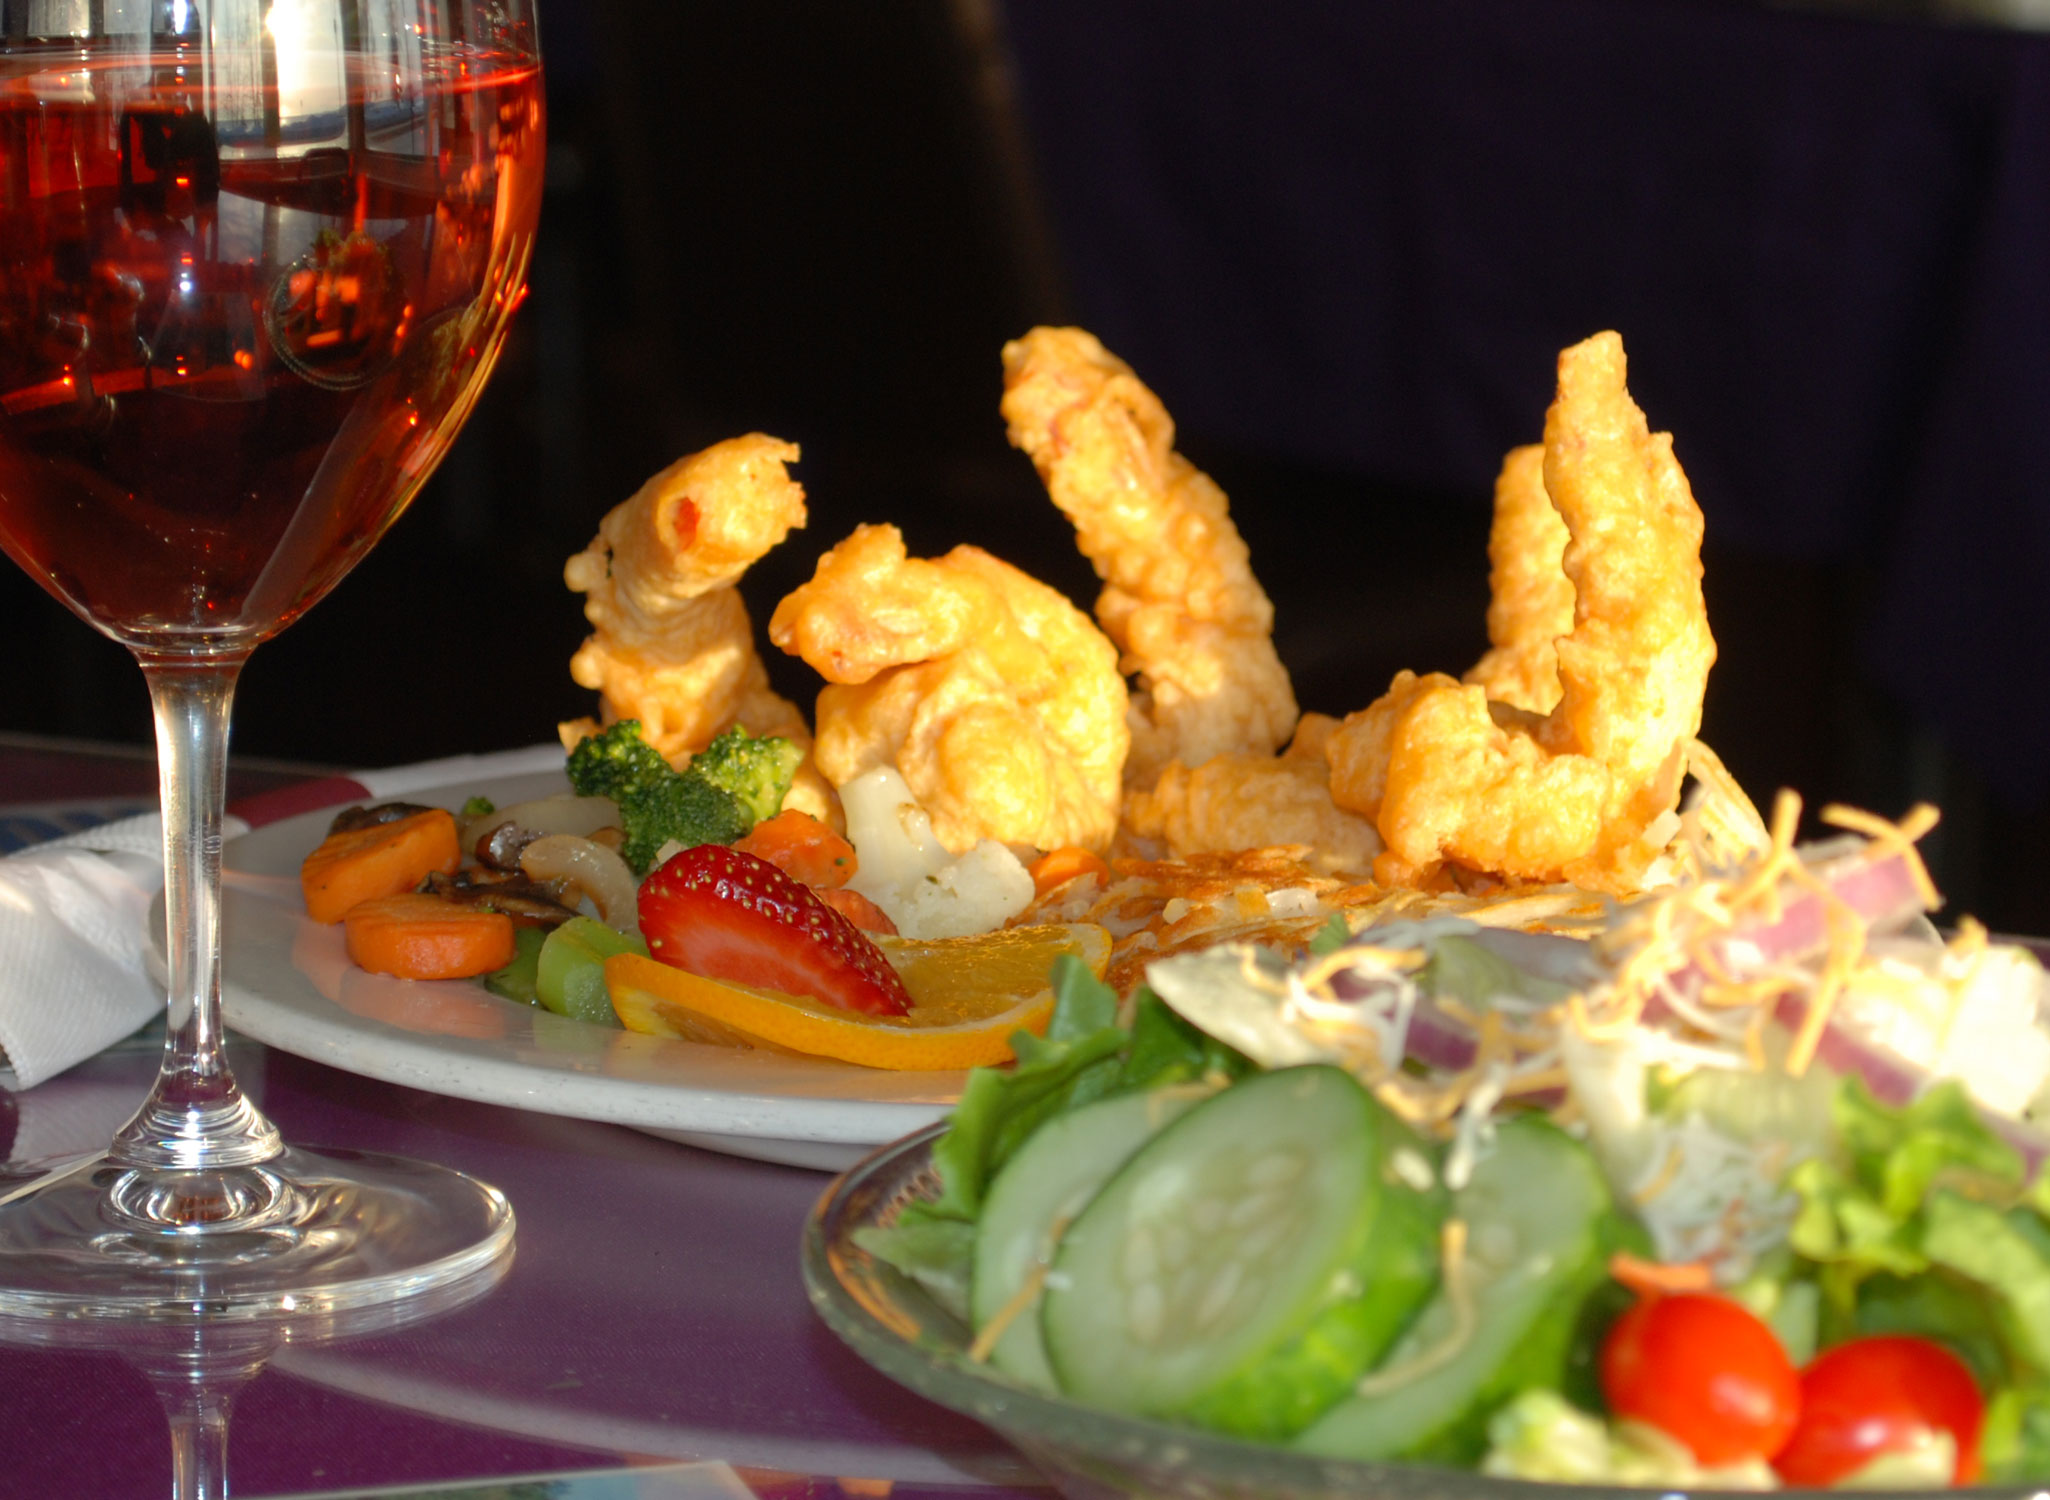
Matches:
[[204, 769, 962, 1170]]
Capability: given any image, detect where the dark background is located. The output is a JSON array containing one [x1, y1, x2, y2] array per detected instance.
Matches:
[[2, 0, 2045, 931]]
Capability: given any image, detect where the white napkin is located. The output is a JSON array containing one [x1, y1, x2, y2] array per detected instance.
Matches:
[[0, 743, 567, 1093]]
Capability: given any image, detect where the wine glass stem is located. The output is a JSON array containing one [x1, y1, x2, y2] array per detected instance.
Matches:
[[110, 652, 282, 1174], [160, 1376, 242, 1500]]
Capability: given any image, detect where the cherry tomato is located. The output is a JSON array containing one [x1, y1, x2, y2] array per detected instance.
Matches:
[[1599, 1292, 1802, 1465], [1772, 1336, 1984, 1487]]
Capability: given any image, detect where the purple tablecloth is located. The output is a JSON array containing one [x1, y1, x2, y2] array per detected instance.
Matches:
[[0, 1041, 1038, 1499], [1002, 0, 2050, 811]]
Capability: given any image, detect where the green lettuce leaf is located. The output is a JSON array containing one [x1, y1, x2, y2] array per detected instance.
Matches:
[[1835, 1075, 2024, 1218], [850, 1216, 977, 1324], [1306, 912, 1351, 957], [1116, 989, 1251, 1095], [1983, 1384, 2050, 1483], [1789, 1076, 2026, 1305], [1845, 1268, 2014, 1390], [917, 952, 1253, 1226], [1921, 1194, 2050, 1372], [1787, 1072, 2050, 1410], [919, 955, 1129, 1222], [1420, 933, 1572, 1009]]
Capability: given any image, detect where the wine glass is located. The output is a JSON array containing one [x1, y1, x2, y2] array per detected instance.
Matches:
[[0, 0, 541, 1317]]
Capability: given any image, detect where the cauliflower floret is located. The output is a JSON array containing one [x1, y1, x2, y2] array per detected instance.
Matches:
[[839, 767, 1032, 939]]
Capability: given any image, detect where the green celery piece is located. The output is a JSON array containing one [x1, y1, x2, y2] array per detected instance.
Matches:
[[535, 916, 645, 1027], [1660, 1051, 1838, 1151], [1768, 1279, 1821, 1367], [482, 925, 547, 1007]]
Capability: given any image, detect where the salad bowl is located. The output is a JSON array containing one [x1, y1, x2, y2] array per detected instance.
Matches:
[[802, 1125, 2032, 1500]]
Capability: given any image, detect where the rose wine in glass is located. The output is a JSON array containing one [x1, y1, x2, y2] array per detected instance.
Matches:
[[0, 0, 541, 1317]]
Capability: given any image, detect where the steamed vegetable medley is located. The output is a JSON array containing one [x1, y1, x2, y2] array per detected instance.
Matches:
[[297, 719, 1086, 1068], [859, 802, 2050, 1488]]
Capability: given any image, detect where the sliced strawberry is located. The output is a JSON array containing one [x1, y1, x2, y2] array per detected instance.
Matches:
[[637, 845, 912, 1017]]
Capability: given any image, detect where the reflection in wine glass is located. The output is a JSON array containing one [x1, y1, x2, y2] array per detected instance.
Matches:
[[0, 1247, 509, 1500], [0, 0, 543, 1316]]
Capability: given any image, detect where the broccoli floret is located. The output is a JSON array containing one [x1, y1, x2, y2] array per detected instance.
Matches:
[[615, 774, 751, 875], [688, 724, 803, 824], [562, 720, 788, 875], [565, 720, 673, 804]]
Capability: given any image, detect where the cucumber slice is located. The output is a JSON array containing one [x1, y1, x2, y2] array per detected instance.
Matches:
[[1293, 1113, 1626, 1465], [972, 1089, 1199, 1390], [1043, 1065, 1443, 1440]]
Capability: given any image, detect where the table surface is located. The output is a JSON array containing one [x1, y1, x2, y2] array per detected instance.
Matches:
[[0, 740, 1042, 1500]]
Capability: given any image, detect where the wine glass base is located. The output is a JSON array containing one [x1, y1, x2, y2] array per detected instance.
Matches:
[[0, 1145, 514, 1322]]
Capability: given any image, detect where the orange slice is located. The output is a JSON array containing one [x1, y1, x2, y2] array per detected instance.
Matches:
[[606, 922, 1112, 1071]]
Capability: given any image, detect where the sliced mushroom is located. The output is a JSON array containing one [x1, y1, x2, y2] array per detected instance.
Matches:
[[423, 869, 579, 927], [461, 795, 622, 861], [519, 834, 640, 934], [475, 819, 543, 873]]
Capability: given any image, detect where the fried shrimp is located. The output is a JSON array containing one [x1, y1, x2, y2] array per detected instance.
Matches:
[[1121, 715, 1384, 877], [768, 523, 1129, 856], [1000, 326, 1298, 788], [1463, 444, 1575, 715], [1327, 332, 1716, 894], [560, 434, 832, 818]]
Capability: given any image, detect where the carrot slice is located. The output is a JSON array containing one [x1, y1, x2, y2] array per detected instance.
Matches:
[[343, 893, 517, 980], [1609, 1250, 1715, 1299], [1027, 845, 1110, 899], [732, 809, 858, 890], [301, 808, 462, 924]]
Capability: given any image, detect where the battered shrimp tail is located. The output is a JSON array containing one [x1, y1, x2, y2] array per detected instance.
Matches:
[[1463, 444, 1574, 715], [561, 434, 833, 821], [1000, 327, 1298, 787], [1326, 332, 1715, 895], [768, 524, 1129, 855], [1542, 337, 1716, 872]]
